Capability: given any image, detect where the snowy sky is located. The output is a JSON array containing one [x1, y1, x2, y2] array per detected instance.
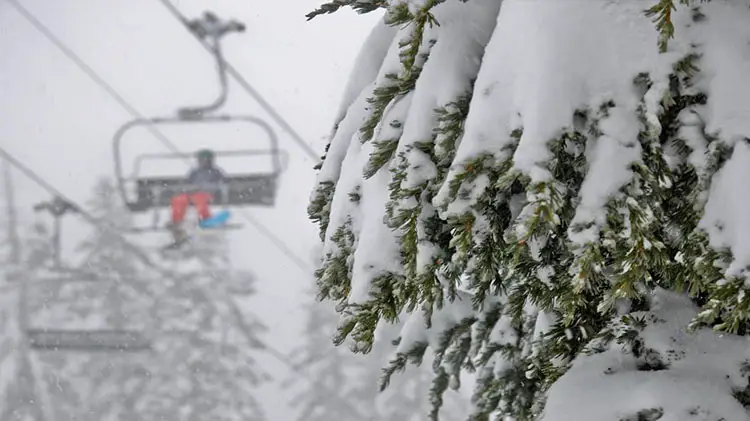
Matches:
[[0, 0, 382, 418]]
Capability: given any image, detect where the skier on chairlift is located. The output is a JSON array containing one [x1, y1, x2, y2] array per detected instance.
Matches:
[[167, 149, 226, 243]]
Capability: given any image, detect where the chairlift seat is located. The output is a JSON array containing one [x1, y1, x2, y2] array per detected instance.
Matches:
[[127, 174, 278, 212], [26, 329, 151, 352]]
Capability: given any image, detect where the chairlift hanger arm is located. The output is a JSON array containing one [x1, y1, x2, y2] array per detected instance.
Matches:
[[33, 196, 79, 217], [186, 11, 245, 40], [178, 12, 246, 120], [158, 0, 319, 161]]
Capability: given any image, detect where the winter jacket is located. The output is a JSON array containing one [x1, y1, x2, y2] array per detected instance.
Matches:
[[186, 167, 226, 194]]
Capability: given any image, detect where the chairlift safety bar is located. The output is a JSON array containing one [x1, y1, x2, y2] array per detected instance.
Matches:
[[130, 148, 290, 177], [113, 115, 283, 210]]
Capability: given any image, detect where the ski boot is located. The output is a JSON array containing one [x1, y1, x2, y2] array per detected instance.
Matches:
[[163, 221, 189, 250]]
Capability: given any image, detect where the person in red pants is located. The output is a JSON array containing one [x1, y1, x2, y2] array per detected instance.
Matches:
[[167, 149, 226, 242]]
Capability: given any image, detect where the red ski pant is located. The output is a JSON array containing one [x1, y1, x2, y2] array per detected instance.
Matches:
[[171, 192, 213, 224]]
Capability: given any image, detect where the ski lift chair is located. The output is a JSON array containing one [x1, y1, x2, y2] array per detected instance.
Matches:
[[20, 272, 152, 352], [113, 117, 288, 233], [26, 329, 151, 352], [112, 10, 289, 233]]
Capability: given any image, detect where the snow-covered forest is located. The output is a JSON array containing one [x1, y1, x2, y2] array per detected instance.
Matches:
[[0, 174, 467, 420], [308, 0, 750, 419], [0, 177, 270, 420]]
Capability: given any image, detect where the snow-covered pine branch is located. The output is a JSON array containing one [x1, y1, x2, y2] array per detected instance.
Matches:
[[309, 0, 750, 419], [306, 0, 388, 21]]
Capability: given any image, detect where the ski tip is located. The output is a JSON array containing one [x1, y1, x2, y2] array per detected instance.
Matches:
[[199, 210, 231, 228], [214, 209, 231, 219]]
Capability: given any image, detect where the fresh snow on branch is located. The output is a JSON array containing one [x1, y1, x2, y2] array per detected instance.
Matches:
[[309, 0, 750, 419]]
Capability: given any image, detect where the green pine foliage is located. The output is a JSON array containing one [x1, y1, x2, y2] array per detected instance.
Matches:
[[306, 0, 388, 21], [646, 0, 712, 52], [306, 0, 707, 50], [308, 1, 750, 420]]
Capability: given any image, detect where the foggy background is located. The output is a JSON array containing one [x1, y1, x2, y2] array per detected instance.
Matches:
[[0, 0, 382, 418]]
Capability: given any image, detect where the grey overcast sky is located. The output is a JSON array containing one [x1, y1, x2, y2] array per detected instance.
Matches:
[[0, 0, 382, 418]]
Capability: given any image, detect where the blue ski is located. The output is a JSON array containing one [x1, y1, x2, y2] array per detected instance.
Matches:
[[161, 210, 233, 253], [199, 209, 231, 228]]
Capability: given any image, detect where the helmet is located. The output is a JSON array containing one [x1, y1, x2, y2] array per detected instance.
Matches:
[[196, 149, 214, 160]]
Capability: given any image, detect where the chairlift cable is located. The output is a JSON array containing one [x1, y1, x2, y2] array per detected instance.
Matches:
[[235, 212, 312, 271], [5, 0, 182, 157], [0, 145, 165, 275], [156, 0, 321, 162], [7, 0, 312, 273]]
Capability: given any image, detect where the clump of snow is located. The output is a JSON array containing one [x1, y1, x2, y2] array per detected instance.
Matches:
[[386, 0, 501, 281], [541, 289, 750, 421], [333, 17, 399, 128], [568, 106, 642, 245], [394, 0, 500, 191], [348, 89, 416, 305], [676, 108, 709, 173], [434, 0, 750, 259], [321, 86, 374, 255], [393, 309, 430, 353], [313, 16, 399, 193], [322, 12, 420, 258], [700, 142, 750, 278], [349, 144, 408, 304], [437, 0, 684, 217], [693, 2, 750, 145]]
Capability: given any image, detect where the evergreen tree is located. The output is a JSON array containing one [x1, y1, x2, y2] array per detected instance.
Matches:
[[4, 177, 270, 420], [137, 219, 269, 420], [308, 1, 750, 420], [10, 178, 155, 420], [71, 177, 270, 421], [290, 290, 469, 421], [288, 293, 377, 421], [1, 219, 70, 421], [66, 177, 154, 420], [22, 222, 55, 272]]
